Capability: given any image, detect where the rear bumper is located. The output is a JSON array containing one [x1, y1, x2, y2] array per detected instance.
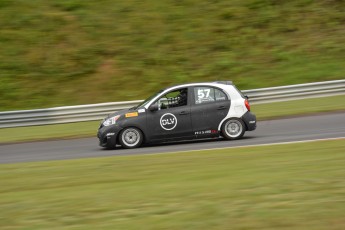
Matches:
[[242, 111, 257, 131]]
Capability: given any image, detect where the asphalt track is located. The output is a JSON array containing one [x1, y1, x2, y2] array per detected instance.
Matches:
[[1, 112, 344, 164]]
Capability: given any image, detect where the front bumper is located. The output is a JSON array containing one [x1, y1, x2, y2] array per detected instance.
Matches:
[[97, 124, 122, 148], [242, 111, 257, 131]]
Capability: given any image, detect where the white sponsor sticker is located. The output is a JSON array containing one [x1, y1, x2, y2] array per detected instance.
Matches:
[[160, 113, 177, 130], [138, 109, 146, 113]]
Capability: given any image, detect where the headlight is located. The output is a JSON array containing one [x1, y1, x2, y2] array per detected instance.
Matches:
[[102, 115, 120, 127]]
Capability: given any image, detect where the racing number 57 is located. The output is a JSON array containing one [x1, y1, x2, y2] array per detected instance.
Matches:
[[198, 89, 210, 99]]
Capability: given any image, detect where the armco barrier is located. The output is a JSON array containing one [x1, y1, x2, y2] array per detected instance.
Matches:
[[0, 80, 344, 128], [0, 100, 143, 128], [243, 79, 345, 103]]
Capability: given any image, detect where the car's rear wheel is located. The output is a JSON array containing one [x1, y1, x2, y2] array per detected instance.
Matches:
[[222, 118, 245, 140], [119, 127, 143, 149]]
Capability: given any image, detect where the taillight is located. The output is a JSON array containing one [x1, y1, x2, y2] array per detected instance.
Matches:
[[245, 99, 251, 111]]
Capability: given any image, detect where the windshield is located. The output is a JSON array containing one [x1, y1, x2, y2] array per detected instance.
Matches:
[[133, 89, 163, 109]]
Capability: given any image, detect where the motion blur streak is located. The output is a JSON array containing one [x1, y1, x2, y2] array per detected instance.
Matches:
[[0, 112, 344, 164]]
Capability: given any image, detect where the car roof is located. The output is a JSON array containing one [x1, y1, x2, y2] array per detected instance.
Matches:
[[166, 81, 233, 90]]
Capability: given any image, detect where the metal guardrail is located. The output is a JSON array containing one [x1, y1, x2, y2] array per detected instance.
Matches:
[[0, 80, 344, 128], [0, 100, 143, 128], [243, 79, 345, 104]]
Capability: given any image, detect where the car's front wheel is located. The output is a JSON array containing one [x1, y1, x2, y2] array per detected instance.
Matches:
[[119, 127, 143, 149], [222, 118, 246, 140]]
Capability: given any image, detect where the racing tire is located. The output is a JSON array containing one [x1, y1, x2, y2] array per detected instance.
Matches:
[[221, 118, 246, 140], [119, 127, 143, 149]]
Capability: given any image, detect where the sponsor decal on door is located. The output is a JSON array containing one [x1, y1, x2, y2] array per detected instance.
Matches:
[[160, 113, 177, 130]]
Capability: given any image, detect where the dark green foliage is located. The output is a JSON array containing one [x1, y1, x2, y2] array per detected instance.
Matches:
[[0, 0, 344, 110]]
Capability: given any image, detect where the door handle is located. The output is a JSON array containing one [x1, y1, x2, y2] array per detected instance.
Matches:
[[217, 106, 227, 110], [179, 111, 189, 115]]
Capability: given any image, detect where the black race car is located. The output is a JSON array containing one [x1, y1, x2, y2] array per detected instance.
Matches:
[[98, 81, 256, 149]]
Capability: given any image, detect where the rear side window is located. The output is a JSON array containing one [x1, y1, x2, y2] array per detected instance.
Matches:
[[194, 86, 228, 104]]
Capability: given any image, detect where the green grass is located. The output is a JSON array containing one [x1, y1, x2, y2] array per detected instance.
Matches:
[[0, 121, 100, 143], [0, 140, 344, 229], [251, 94, 345, 119], [0, 95, 344, 144], [0, 0, 344, 110]]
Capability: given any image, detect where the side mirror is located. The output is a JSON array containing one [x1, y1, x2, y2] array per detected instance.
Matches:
[[149, 104, 159, 112]]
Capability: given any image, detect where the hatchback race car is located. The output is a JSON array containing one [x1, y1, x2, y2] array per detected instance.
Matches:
[[97, 81, 256, 149]]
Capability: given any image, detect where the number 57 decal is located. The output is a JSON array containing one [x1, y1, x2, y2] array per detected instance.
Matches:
[[198, 89, 210, 99]]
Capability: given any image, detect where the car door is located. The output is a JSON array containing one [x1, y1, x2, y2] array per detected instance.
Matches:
[[146, 87, 193, 142], [191, 86, 230, 138]]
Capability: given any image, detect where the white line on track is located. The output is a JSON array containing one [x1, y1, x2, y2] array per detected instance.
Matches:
[[140, 137, 345, 156]]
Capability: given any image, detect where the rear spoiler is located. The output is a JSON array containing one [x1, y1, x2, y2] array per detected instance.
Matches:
[[214, 81, 233, 85]]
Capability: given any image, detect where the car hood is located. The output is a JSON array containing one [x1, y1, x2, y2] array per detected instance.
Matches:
[[105, 107, 144, 120], [106, 108, 131, 119]]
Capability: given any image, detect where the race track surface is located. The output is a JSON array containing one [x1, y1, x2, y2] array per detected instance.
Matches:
[[1, 112, 344, 164]]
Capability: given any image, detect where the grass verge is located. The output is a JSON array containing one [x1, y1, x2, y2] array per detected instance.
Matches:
[[0, 121, 100, 144], [0, 95, 344, 144], [0, 139, 344, 229], [1, 0, 345, 110], [251, 94, 345, 119]]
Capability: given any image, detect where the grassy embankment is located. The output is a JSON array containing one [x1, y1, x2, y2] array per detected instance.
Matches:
[[0, 95, 344, 143], [0, 140, 344, 229], [0, 0, 344, 111]]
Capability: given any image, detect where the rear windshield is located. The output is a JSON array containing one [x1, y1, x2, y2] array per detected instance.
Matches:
[[233, 85, 246, 98]]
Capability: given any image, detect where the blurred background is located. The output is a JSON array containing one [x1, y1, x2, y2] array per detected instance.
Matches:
[[1, 2, 345, 229], [0, 0, 344, 111]]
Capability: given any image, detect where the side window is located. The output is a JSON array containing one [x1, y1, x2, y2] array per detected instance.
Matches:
[[194, 87, 228, 104], [215, 88, 227, 101], [156, 88, 188, 110], [195, 87, 215, 104]]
